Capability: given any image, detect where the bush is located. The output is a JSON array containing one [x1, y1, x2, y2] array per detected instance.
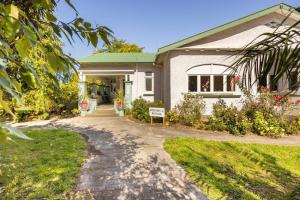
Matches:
[[253, 111, 285, 137], [15, 108, 32, 122], [208, 99, 251, 135], [166, 110, 180, 124], [38, 113, 50, 120], [281, 120, 298, 135], [131, 98, 164, 122], [175, 93, 205, 126]]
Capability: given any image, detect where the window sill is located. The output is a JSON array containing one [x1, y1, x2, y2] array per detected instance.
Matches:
[[198, 93, 241, 98], [143, 93, 154, 97]]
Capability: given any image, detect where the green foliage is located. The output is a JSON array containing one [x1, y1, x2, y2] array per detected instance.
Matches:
[[231, 14, 300, 91], [253, 111, 285, 137], [166, 109, 180, 124], [98, 38, 143, 53], [164, 137, 300, 200], [0, 128, 87, 199], [131, 98, 164, 122], [0, 0, 112, 140], [175, 93, 205, 126], [208, 100, 251, 135], [14, 108, 32, 122]]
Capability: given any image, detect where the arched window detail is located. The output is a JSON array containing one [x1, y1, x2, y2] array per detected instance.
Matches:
[[186, 64, 238, 93]]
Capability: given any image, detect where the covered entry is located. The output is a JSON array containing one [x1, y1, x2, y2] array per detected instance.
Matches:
[[78, 69, 133, 116], [78, 53, 159, 116]]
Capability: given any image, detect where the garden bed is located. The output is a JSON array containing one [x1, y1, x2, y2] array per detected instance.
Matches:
[[0, 128, 87, 199], [164, 137, 300, 200]]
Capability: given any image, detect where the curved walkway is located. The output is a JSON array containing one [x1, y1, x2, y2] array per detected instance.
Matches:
[[13, 112, 300, 200]]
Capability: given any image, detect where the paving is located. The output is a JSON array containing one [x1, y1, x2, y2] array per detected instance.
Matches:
[[12, 105, 300, 199], [53, 105, 207, 200]]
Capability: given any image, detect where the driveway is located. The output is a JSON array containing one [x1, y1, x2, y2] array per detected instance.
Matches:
[[53, 115, 207, 200]]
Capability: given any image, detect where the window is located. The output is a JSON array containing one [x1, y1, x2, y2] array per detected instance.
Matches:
[[226, 76, 236, 92], [214, 76, 223, 92], [201, 76, 210, 92], [289, 71, 298, 91], [145, 72, 154, 92], [188, 76, 197, 92], [187, 75, 239, 93]]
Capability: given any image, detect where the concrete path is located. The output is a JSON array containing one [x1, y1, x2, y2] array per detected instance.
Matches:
[[12, 105, 300, 199], [52, 106, 207, 200]]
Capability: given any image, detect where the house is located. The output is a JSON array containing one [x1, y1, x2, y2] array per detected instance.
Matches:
[[79, 3, 300, 115]]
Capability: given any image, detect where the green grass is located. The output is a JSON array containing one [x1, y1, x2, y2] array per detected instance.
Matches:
[[0, 128, 87, 199], [164, 138, 300, 200]]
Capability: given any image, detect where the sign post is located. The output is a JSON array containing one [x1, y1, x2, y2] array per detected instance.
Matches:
[[149, 107, 165, 125]]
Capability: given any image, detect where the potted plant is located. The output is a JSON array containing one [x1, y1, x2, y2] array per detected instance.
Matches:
[[79, 96, 89, 110], [202, 80, 210, 92], [115, 90, 125, 116]]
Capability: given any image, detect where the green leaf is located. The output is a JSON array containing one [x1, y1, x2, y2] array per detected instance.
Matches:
[[3, 16, 20, 41], [47, 52, 63, 72], [6, 4, 19, 19], [19, 67, 36, 88], [89, 32, 98, 47], [46, 12, 57, 22], [15, 36, 31, 58]]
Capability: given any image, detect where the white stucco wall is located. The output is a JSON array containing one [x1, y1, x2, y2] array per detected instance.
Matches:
[[168, 50, 251, 115], [184, 13, 299, 49]]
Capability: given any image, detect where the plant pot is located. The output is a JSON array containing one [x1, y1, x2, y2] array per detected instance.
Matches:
[[80, 102, 89, 110], [118, 109, 124, 117]]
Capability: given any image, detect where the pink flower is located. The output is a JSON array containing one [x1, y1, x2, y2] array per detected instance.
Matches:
[[295, 99, 300, 104]]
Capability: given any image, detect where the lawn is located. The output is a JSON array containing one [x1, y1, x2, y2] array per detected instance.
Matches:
[[164, 138, 300, 200], [0, 128, 87, 199]]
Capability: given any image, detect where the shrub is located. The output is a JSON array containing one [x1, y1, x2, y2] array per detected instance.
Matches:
[[166, 109, 180, 124], [15, 108, 32, 122], [253, 111, 285, 137], [38, 113, 50, 120], [208, 99, 251, 135], [281, 120, 298, 135], [175, 93, 205, 126], [131, 98, 164, 122]]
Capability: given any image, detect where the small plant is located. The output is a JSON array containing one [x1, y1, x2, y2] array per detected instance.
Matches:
[[253, 111, 285, 137], [79, 95, 89, 110], [175, 93, 205, 126], [202, 80, 210, 91], [208, 99, 251, 135], [131, 98, 164, 122], [115, 90, 124, 110], [166, 109, 180, 124], [38, 113, 49, 120]]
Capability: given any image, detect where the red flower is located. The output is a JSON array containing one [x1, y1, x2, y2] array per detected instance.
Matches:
[[234, 76, 240, 82], [296, 99, 300, 104], [288, 102, 295, 105], [275, 95, 283, 100]]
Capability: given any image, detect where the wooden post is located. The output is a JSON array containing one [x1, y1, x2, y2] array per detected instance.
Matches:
[[150, 116, 153, 125], [163, 117, 165, 126]]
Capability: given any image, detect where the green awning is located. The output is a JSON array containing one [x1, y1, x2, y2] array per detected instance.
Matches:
[[79, 53, 156, 63]]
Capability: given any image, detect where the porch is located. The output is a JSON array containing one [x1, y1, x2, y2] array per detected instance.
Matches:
[[78, 71, 133, 116]]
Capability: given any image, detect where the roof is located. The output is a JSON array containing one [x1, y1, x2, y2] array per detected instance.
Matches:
[[79, 53, 156, 63], [157, 3, 300, 54]]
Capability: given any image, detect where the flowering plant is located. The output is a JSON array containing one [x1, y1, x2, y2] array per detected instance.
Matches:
[[202, 80, 210, 90]]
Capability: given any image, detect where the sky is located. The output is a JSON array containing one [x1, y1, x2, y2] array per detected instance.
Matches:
[[55, 0, 299, 59]]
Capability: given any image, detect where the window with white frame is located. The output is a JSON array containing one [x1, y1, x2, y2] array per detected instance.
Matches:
[[187, 64, 240, 93], [145, 72, 154, 93], [188, 74, 238, 93]]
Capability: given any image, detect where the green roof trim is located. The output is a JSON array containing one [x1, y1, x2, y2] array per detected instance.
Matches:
[[158, 3, 299, 54], [79, 53, 156, 63]]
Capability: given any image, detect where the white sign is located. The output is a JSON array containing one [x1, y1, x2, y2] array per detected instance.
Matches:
[[149, 107, 165, 118]]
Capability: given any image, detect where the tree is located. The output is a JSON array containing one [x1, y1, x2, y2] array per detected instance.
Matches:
[[97, 38, 144, 53], [0, 0, 113, 142], [231, 8, 300, 91]]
